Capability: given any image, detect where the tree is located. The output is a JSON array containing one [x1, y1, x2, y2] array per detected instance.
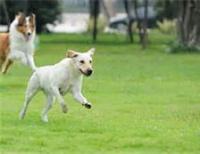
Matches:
[[0, 0, 61, 33], [177, 0, 200, 48], [141, 0, 148, 49], [124, 0, 134, 43], [0, 0, 10, 32], [155, 0, 177, 21], [89, 0, 100, 42], [133, 0, 148, 48]]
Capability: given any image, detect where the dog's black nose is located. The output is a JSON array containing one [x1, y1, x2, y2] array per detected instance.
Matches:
[[87, 69, 93, 76], [27, 32, 31, 36]]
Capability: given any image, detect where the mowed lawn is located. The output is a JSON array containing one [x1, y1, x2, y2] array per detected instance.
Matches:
[[1, 32, 200, 154]]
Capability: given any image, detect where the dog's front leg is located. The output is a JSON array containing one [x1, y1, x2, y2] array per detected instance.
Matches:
[[26, 54, 37, 71], [72, 87, 92, 109], [8, 50, 27, 64], [1, 50, 26, 73]]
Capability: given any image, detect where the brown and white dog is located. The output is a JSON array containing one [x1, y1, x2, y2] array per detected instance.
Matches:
[[0, 12, 36, 74]]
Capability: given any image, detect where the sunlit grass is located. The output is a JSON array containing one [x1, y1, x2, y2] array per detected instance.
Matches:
[[0, 32, 200, 153]]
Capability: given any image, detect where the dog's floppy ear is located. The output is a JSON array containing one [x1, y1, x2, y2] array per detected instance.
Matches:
[[17, 12, 25, 26], [87, 48, 95, 56], [66, 50, 79, 58], [29, 13, 36, 25]]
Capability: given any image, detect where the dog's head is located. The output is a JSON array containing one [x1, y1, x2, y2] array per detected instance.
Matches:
[[67, 48, 95, 76], [15, 12, 35, 41]]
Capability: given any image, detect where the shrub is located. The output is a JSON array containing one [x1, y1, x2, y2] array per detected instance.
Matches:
[[87, 15, 106, 33], [166, 41, 200, 53], [157, 19, 176, 34], [0, 0, 61, 33]]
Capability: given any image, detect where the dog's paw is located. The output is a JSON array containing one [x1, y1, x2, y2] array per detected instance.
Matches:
[[19, 110, 25, 120], [83, 103, 92, 109], [1, 69, 7, 74]]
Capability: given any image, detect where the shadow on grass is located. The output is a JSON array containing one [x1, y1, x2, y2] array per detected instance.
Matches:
[[41, 39, 132, 46], [40, 33, 134, 46]]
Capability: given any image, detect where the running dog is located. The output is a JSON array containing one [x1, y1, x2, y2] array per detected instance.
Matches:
[[0, 12, 36, 74], [19, 48, 95, 122]]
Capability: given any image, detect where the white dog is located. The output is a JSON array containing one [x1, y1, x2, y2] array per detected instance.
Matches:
[[19, 48, 95, 122], [1, 12, 37, 73]]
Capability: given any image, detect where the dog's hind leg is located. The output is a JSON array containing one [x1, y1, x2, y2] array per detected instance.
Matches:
[[41, 95, 54, 122], [19, 74, 39, 120], [0, 59, 4, 70], [1, 58, 13, 74], [52, 88, 68, 113], [1, 58, 9, 74]]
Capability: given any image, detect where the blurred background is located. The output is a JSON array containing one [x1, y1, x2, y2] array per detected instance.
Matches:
[[1, 0, 199, 51]]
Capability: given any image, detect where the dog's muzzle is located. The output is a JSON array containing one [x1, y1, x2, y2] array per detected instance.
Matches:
[[27, 32, 32, 36], [25, 33, 32, 41], [80, 69, 93, 76], [86, 69, 93, 76]]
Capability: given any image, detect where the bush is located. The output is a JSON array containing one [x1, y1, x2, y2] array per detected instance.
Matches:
[[87, 15, 106, 33], [0, 0, 61, 33], [157, 19, 176, 34], [155, 0, 177, 20], [166, 41, 200, 53]]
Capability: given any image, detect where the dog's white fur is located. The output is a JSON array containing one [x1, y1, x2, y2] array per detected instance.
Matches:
[[19, 48, 95, 122], [4, 15, 36, 71]]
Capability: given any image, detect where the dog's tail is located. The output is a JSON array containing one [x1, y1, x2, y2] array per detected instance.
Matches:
[[32, 67, 38, 72]]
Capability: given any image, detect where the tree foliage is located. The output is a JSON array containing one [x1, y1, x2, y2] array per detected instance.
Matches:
[[0, 0, 61, 33], [155, 0, 177, 21]]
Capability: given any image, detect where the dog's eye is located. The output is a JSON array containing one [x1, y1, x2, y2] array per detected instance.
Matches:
[[89, 60, 92, 63], [80, 60, 84, 64]]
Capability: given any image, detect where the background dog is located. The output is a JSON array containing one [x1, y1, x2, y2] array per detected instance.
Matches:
[[0, 12, 36, 74], [0, 33, 10, 72], [19, 48, 95, 122]]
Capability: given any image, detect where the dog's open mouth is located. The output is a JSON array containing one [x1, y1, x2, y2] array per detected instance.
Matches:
[[79, 69, 90, 76], [79, 69, 87, 76], [24, 35, 31, 41]]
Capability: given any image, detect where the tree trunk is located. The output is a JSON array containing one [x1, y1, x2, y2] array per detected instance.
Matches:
[[141, 0, 148, 49], [177, 0, 200, 47], [89, 0, 100, 42], [102, 0, 116, 20], [124, 0, 133, 43], [2, 0, 10, 32]]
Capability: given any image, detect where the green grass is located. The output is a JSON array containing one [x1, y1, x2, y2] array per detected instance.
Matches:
[[1, 31, 200, 154]]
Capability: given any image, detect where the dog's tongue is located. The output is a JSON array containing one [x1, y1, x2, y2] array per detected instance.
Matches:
[[25, 35, 30, 41]]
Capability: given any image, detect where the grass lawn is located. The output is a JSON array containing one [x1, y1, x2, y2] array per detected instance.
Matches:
[[0, 31, 200, 153]]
